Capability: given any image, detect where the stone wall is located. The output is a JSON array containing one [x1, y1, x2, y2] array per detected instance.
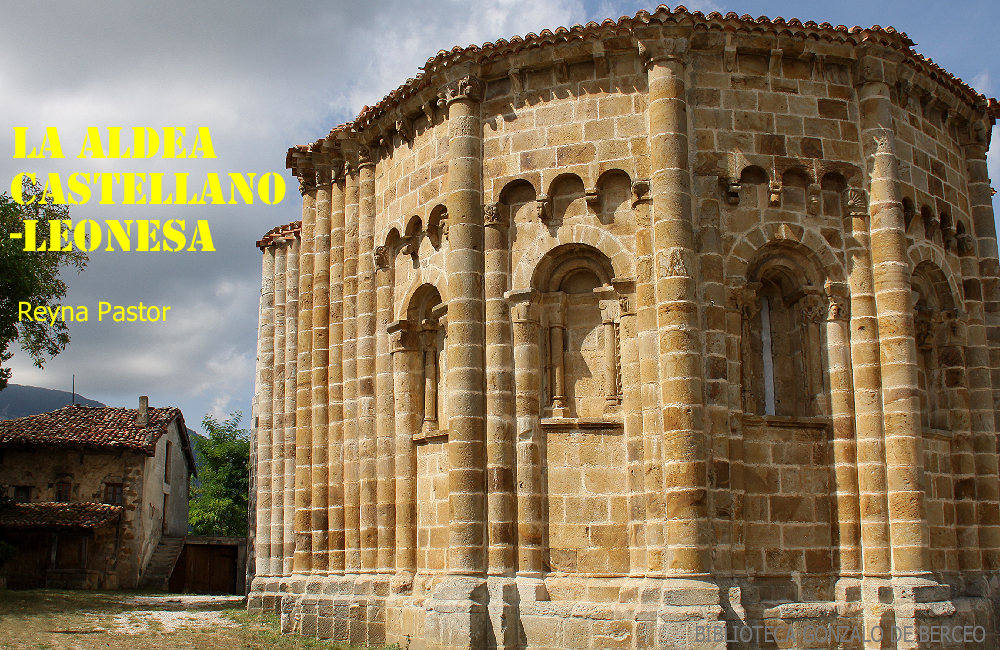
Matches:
[[249, 7, 1000, 649]]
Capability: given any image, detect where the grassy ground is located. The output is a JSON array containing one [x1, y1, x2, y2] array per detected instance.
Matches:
[[0, 589, 383, 650]]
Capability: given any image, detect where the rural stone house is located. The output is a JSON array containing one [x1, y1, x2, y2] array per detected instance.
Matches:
[[248, 6, 1000, 649], [0, 398, 195, 589]]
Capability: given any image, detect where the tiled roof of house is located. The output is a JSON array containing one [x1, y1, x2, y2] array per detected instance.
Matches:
[[256, 220, 302, 248], [0, 404, 181, 454], [0, 502, 122, 529]]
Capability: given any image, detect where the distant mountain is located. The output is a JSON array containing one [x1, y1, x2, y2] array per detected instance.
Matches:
[[0, 384, 105, 420]]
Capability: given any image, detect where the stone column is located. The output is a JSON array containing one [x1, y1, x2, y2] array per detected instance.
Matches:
[[294, 169, 315, 575], [272, 243, 287, 578], [254, 247, 275, 580], [596, 292, 621, 413], [442, 74, 487, 579], [284, 235, 300, 577], [343, 162, 361, 572], [312, 166, 332, 574], [547, 311, 567, 417], [645, 33, 709, 577], [844, 187, 891, 580], [507, 289, 546, 600], [857, 61, 929, 576], [424, 71, 488, 650], [390, 321, 418, 582], [357, 147, 378, 573], [328, 165, 346, 576], [374, 245, 396, 573], [824, 284, 862, 579], [484, 203, 515, 578], [962, 133, 1000, 570]]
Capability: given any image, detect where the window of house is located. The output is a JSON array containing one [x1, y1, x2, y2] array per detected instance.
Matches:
[[164, 440, 172, 484], [14, 486, 30, 503], [103, 483, 123, 506], [55, 482, 71, 502]]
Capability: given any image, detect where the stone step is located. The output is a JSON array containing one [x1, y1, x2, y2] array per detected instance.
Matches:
[[139, 536, 186, 590]]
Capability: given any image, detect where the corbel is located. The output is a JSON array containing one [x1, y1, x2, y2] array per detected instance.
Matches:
[[630, 180, 650, 207], [508, 67, 524, 106], [554, 59, 569, 83], [807, 184, 822, 215], [536, 193, 552, 223], [585, 186, 599, 209], [768, 180, 782, 207]]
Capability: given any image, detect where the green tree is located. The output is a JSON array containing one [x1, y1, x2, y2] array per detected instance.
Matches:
[[0, 180, 88, 391], [189, 412, 251, 536]]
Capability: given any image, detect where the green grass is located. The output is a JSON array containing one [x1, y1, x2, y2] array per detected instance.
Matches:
[[0, 589, 390, 650]]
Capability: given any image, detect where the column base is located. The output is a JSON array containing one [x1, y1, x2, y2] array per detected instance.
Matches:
[[424, 575, 488, 650]]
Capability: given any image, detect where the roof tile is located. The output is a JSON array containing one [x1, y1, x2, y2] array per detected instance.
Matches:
[[0, 405, 179, 454], [0, 502, 123, 529]]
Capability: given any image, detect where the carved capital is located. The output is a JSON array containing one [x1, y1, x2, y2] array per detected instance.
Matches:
[[388, 320, 417, 352], [505, 289, 539, 323], [315, 167, 333, 188], [799, 290, 829, 324], [639, 37, 689, 70], [373, 245, 390, 270], [441, 75, 484, 105], [585, 187, 599, 209], [357, 145, 374, 169], [825, 281, 850, 322], [484, 202, 508, 229], [731, 281, 763, 318], [874, 134, 894, 156], [843, 187, 868, 217], [297, 169, 317, 194]]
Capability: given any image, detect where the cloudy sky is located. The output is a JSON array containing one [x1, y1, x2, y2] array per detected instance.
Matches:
[[2, 0, 997, 433]]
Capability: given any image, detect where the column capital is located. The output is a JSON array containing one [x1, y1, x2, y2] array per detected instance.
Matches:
[[851, 50, 899, 88], [373, 245, 391, 271], [315, 167, 333, 188], [638, 36, 689, 70], [357, 145, 375, 170], [388, 320, 418, 353], [730, 280, 763, 317], [505, 289, 539, 323], [484, 202, 509, 229], [825, 281, 851, 322], [439, 75, 484, 105], [297, 168, 317, 195]]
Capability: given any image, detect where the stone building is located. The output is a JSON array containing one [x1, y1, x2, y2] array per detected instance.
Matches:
[[249, 6, 1000, 649], [0, 399, 196, 589]]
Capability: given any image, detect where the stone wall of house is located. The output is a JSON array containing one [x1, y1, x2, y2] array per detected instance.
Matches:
[[248, 7, 1000, 649]]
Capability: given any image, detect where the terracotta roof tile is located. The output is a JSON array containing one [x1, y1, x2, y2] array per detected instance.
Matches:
[[0, 405, 180, 454], [256, 221, 302, 248], [0, 502, 122, 529], [287, 4, 990, 159]]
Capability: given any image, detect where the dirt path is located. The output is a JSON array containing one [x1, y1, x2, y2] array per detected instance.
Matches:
[[0, 590, 363, 650]]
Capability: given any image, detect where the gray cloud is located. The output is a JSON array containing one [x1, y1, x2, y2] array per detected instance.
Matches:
[[2, 0, 997, 429]]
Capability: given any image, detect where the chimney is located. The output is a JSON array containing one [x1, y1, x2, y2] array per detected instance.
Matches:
[[137, 396, 149, 427]]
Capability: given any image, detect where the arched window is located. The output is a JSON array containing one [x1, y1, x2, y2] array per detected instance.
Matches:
[[742, 250, 826, 417], [912, 262, 960, 431], [531, 244, 620, 418]]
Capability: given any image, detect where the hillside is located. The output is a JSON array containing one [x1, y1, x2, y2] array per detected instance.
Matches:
[[0, 384, 105, 420]]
